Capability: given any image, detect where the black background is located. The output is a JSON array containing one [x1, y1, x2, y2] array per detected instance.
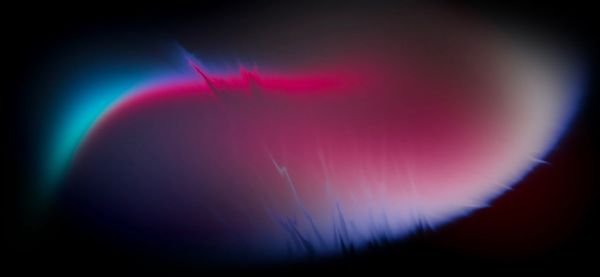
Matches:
[[5, 1, 598, 274]]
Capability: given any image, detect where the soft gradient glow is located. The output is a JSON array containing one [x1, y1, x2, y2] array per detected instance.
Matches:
[[42, 11, 585, 265]]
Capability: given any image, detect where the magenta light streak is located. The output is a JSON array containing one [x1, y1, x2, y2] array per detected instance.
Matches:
[[64, 24, 583, 264]]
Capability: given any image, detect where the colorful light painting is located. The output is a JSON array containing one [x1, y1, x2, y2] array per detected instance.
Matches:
[[30, 5, 586, 266]]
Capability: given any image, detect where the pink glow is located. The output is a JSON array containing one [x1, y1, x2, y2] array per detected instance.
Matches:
[[68, 25, 582, 263]]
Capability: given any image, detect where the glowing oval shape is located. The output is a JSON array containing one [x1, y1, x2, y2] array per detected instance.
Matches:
[[62, 18, 584, 265]]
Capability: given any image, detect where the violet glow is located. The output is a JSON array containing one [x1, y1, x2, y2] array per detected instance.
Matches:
[[44, 12, 585, 265]]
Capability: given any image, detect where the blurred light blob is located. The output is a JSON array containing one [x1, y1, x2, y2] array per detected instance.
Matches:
[[50, 9, 584, 264]]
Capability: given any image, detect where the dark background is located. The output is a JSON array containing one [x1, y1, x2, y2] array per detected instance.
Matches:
[[5, 1, 598, 274]]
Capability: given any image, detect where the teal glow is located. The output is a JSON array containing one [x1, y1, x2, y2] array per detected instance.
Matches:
[[39, 67, 179, 200]]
